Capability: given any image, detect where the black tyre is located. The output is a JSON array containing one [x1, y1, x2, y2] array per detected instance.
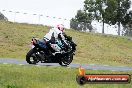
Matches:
[[26, 49, 39, 64], [59, 54, 73, 66]]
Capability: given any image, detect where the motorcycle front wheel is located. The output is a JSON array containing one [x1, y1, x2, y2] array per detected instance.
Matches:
[[59, 53, 73, 66]]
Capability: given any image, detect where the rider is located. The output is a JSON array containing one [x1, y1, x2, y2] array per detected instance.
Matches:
[[44, 24, 65, 43], [32, 24, 67, 59], [43, 24, 66, 53]]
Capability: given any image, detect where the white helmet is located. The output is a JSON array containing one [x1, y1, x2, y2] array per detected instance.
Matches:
[[57, 24, 65, 32]]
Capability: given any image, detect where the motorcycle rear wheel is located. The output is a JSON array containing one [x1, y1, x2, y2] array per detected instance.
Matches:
[[26, 49, 39, 64]]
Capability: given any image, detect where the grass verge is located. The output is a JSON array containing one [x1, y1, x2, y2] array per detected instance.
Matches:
[[0, 64, 132, 88]]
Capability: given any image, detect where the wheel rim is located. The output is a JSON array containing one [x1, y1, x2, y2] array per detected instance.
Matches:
[[29, 54, 39, 64], [61, 54, 73, 65]]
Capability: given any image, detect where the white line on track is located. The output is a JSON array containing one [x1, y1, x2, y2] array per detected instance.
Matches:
[[3, 63, 8, 64], [19, 64, 24, 66]]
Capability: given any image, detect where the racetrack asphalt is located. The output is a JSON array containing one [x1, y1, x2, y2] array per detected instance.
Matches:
[[0, 58, 132, 71]]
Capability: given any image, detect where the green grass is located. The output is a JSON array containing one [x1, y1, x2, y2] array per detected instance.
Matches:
[[0, 64, 132, 88], [0, 21, 132, 67]]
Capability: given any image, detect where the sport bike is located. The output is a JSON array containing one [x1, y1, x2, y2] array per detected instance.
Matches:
[[26, 35, 77, 66]]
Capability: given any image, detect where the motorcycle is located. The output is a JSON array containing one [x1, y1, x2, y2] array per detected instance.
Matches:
[[26, 35, 77, 66]]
